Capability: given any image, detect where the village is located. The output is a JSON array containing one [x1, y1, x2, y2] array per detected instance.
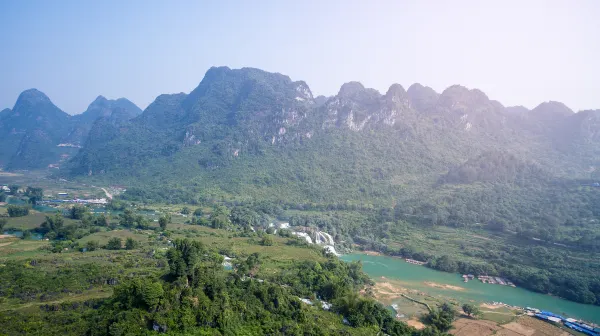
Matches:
[[462, 274, 516, 287], [524, 307, 600, 336]]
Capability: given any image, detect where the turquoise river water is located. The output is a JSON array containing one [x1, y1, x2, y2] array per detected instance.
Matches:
[[340, 253, 600, 324]]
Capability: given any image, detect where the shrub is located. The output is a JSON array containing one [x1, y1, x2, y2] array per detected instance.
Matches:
[[85, 240, 100, 251], [106, 237, 122, 250], [7, 205, 30, 217]]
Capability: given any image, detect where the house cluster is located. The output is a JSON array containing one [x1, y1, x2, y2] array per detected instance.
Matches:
[[526, 308, 600, 336], [41, 198, 109, 205], [405, 258, 426, 265], [462, 274, 475, 282], [477, 275, 515, 287]]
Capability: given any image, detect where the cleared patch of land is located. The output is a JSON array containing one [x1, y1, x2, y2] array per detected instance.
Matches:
[[0, 239, 50, 257], [511, 316, 571, 336], [424, 281, 465, 291], [481, 303, 505, 310], [501, 321, 535, 336], [495, 329, 527, 336], [451, 318, 501, 336], [406, 319, 425, 330], [450, 315, 574, 336]]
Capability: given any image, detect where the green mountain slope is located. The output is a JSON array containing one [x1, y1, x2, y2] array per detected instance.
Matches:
[[64, 95, 142, 146], [66, 67, 600, 204], [0, 89, 71, 169], [0, 90, 141, 170]]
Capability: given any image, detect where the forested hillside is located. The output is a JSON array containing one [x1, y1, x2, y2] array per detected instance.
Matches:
[[0, 91, 140, 169], [61, 67, 599, 204]]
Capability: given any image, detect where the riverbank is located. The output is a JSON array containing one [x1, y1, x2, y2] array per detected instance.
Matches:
[[341, 253, 600, 324], [370, 273, 592, 335]]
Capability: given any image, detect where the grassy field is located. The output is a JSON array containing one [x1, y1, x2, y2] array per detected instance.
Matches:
[[0, 238, 50, 258], [76, 229, 150, 245], [1, 211, 82, 230], [478, 308, 518, 325]]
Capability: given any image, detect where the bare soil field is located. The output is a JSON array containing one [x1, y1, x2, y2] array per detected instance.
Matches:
[[501, 321, 536, 336], [512, 316, 570, 336], [372, 281, 406, 304], [406, 319, 425, 330], [450, 315, 572, 336], [495, 329, 528, 336], [424, 281, 465, 291], [451, 318, 501, 336]]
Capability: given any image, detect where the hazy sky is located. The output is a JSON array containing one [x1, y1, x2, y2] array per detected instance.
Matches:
[[1, 0, 598, 114]]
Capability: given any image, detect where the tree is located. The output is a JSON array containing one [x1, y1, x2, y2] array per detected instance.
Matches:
[[421, 303, 457, 332], [166, 239, 206, 280], [25, 187, 44, 205], [41, 213, 64, 233], [7, 205, 30, 217], [235, 252, 261, 278], [85, 240, 100, 251], [181, 207, 190, 215], [261, 235, 274, 246], [106, 237, 122, 250], [119, 209, 136, 228], [70, 205, 88, 219], [8, 185, 19, 195], [140, 280, 164, 309], [0, 218, 7, 231], [159, 215, 170, 230], [462, 303, 481, 318], [278, 228, 292, 237], [487, 219, 506, 232], [431, 255, 458, 273], [193, 208, 204, 217], [125, 237, 139, 250], [135, 215, 150, 229], [95, 214, 109, 227], [210, 207, 231, 229]]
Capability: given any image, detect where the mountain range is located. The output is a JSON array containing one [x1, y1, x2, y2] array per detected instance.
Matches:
[[1, 66, 599, 203], [0, 90, 141, 169]]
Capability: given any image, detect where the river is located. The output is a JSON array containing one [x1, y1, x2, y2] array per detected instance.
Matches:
[[340, 253, 600, 324]]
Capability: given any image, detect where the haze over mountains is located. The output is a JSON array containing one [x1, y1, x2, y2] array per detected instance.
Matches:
[[0, 90, 141, 169], [1, 66, 598, 202]]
